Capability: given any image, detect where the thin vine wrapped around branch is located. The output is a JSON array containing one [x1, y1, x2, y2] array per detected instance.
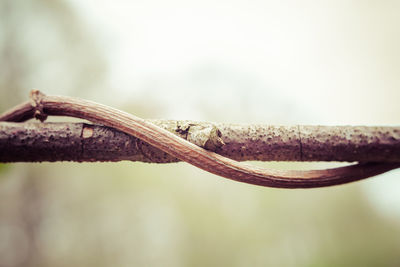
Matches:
[[1, 90, 399, 189]]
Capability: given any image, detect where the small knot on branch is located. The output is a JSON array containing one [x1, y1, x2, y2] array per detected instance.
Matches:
[[29, 89, 48, 122], [187, 124, 225, 151]]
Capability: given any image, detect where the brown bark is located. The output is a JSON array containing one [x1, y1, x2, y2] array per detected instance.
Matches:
[[1, 90, 399, 188], [1, 121, 399, 163]]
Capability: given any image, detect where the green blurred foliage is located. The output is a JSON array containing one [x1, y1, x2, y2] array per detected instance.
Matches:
[[0, 163, 10, 174]]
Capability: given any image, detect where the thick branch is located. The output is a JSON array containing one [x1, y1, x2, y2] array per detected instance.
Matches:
[[1, 121, 399, 163], [0, 90, 398, 189]]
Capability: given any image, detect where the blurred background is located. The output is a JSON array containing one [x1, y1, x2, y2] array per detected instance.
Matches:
[[1, 0, 400, 266]]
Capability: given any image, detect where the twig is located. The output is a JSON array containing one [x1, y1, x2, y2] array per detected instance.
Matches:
[[1, 90, 399, 189], [1, 122, 399, 163]]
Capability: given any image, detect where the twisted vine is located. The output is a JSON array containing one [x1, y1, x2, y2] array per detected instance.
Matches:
[[1, 90, 398, 188]]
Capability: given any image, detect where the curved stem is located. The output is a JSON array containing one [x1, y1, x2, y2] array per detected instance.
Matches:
[[1, 90, 399, 188]]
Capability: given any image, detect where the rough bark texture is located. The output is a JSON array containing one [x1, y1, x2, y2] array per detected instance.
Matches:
[[1, 121, 399, 163], [1, 91, 399, 188]]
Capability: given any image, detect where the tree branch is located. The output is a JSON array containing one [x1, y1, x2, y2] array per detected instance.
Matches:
[[1, 121, 399, 163], [1, 90, 399, 189]]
